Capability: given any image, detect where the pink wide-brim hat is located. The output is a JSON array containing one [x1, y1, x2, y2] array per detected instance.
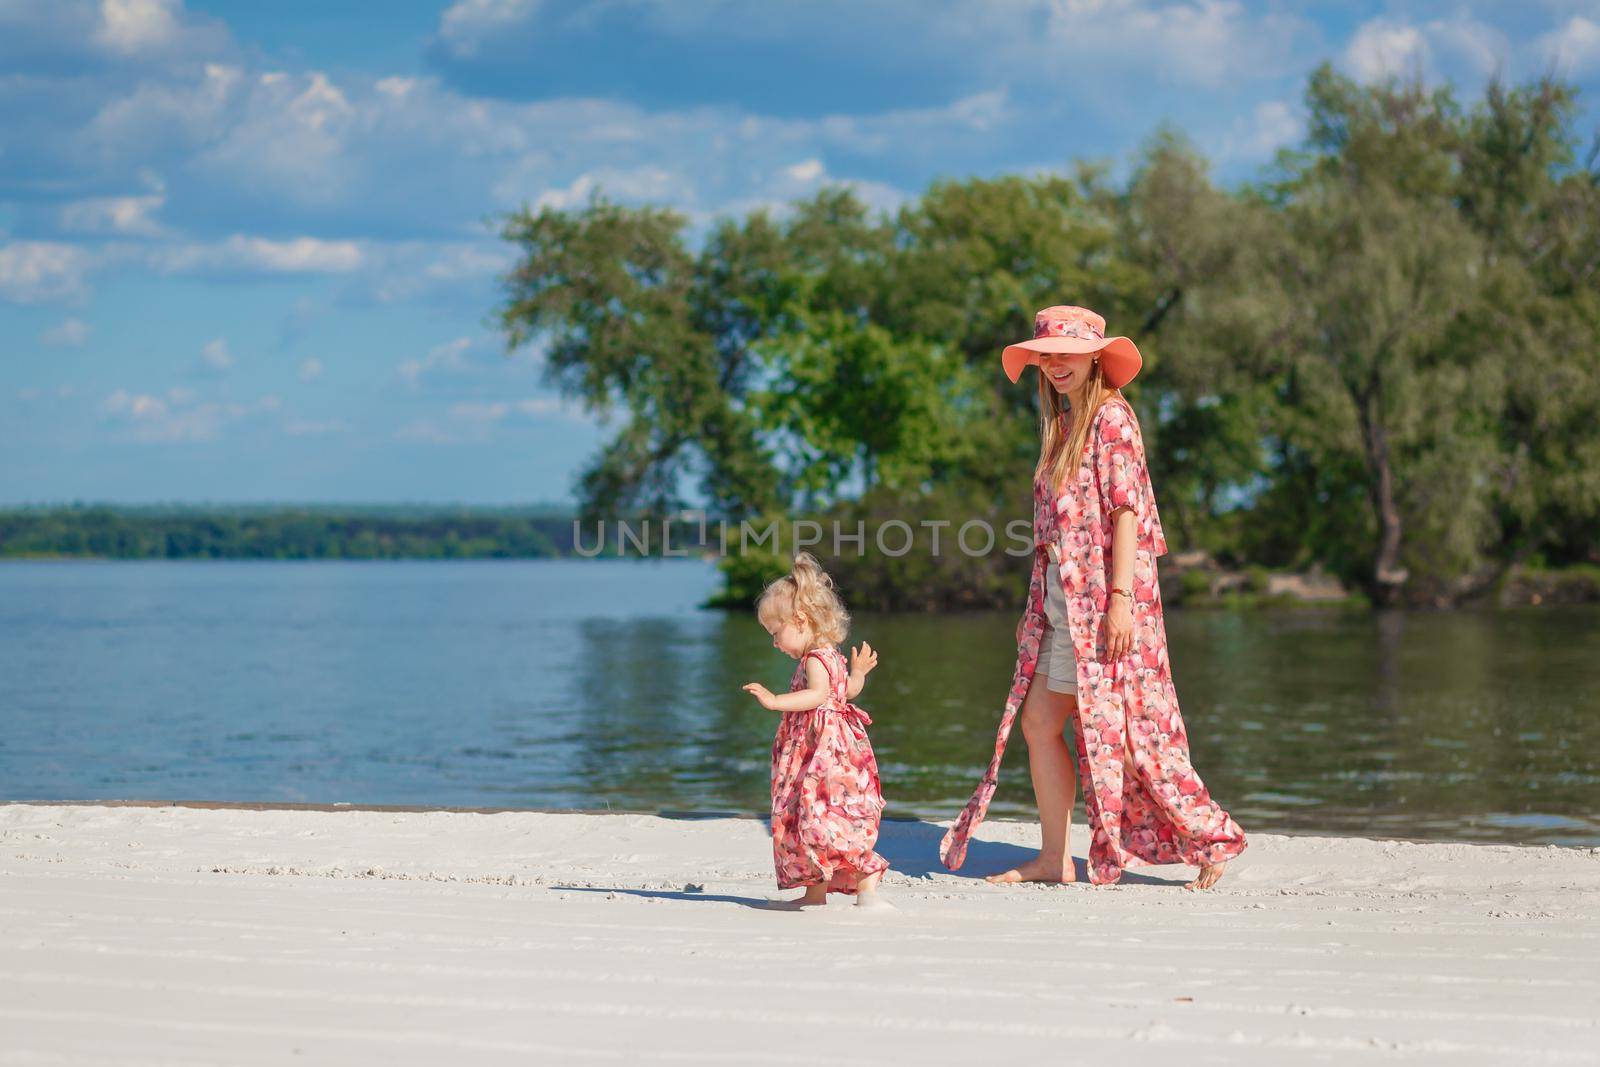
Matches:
[[1001, 305, 1143, 389]]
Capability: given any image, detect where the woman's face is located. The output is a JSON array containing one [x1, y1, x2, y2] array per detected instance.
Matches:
[[1039, 352, 1094, 397]]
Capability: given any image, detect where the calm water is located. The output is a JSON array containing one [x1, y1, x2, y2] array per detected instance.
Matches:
[[2, 559, 1597, 845]]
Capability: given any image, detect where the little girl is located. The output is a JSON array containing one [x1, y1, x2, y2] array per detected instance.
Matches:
[[742, 552, 889, 909]]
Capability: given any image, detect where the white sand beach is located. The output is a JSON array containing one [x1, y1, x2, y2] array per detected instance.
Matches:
[[2, 803, 1597, 1065]]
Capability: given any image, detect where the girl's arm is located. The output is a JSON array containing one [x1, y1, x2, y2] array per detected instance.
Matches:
[[846, 641, 878, 700], [743, 658, 831, 712]]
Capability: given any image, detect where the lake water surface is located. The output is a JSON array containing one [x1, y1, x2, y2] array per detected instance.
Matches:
[[2, 559, 1596, 845]]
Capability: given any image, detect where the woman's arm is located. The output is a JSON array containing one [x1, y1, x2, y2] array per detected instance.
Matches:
[[743, 658, 830, 712], [1105, 506, 1137, 660], [1109, 506, 1136, 592]]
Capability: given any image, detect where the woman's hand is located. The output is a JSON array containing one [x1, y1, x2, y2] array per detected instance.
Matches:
[[742, 682, 778, 710], [1104, 595, 1135, 661], [849, 641, 878, 679]]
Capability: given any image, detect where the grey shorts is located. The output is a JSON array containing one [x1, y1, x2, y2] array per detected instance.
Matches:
[[1033, 563, 1078, 694]]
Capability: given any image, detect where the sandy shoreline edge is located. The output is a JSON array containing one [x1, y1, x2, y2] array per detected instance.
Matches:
[[3, 803, 1597, 1064], [13, 798, 1592, 850]]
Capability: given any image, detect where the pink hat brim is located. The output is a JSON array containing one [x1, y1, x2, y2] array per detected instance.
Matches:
[[1001, 335, 1142, 389]]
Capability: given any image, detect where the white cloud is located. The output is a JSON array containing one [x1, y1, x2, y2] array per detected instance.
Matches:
[[101, 385, 279, 442], [148, 235, 365, 275], [0, 0, 231, 69], [1038, 0, 1299, 89], [59, 194, 168, 237], [1428, 18, 1508, 78], [283, 418, 350, 436], [95, 0, 182, 55], [201, 337, 233, 370], [449, 395, 586, 424], [394, 417, 455, 443], [297, 357, 324, 383], [0, 242, 93, 304], [41, 318, 92, 347], [1340, 16, 1509, 86], [1541, 16, 1600, 76], [1217, 98, 1303, 163], [394, 392, 585, 445], [527, 166, 695, 213], [1345, 20, 1429, 82], [436, 0, 542, 59], [399, 336, 473, 388], [783, 158, 826, 184]]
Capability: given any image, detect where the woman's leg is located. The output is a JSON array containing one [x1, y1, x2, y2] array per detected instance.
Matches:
[[986, 679, 1078, 884]]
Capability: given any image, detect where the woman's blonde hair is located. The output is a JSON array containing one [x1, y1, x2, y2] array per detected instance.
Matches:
[[756, 551, 850, 647], [1034, 355, 1122, 493]]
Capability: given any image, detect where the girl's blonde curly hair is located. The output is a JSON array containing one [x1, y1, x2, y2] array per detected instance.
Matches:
[[756, 551, 850, 647]]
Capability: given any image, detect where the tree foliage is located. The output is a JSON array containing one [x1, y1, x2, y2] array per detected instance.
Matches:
[[498, 66, 1600, 606]]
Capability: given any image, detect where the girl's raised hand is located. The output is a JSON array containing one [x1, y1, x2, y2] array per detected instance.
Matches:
[[850, 641, 879, 677], [742, 682, 778, 710]]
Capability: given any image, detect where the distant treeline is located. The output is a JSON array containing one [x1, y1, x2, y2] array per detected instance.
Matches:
[[0, 505, 593, 560]]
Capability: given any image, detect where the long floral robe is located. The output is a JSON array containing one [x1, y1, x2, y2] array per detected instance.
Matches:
[[940, 396, 1247, 883]]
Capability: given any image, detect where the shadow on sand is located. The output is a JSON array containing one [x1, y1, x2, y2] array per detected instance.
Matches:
[[553, 816, 1193, 905], [875, 818, 1192, 888], [553, 885, 773, 909]]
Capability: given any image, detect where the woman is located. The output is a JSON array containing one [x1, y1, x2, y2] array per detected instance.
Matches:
[[940, 305, 1247, 890]]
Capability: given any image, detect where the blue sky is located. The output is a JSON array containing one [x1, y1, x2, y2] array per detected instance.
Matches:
[[4, 0, 1599, 506]]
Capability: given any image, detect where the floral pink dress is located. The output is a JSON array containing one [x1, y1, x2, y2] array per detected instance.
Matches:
[[940, 396, 1247, 884], [770, 646, 889, 893]]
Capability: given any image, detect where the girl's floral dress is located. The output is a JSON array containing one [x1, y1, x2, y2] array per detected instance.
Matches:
[[941, 396, 1247, 884], [770, 645, 889, 893]]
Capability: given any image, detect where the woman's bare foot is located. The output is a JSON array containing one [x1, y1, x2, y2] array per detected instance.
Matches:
[[766, 884, 828, 910], [855, 890, 894, 910], [985, 853, 1076, 885], [854, 871, 892, 908], [1185, 861, 1226, 891]]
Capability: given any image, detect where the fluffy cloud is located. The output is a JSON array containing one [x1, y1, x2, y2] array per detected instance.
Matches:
[[41, 318, 92, 347], [297, 358, 324, 383], [435, 0, 541, 60], [100, 385, 278, 442], [399, 337, 474, 389], [147, 235, 365, 275], [0, 243, 93, 303], [1541, 16, 1600, 76], [450, 396, 582, 423], [1217, 99, 1304, 163], [396, 394, 587, 444], [282, 418, 349, 436], [0, 0, 230, 70], [59, 194, 168, 237], [429, 0, 1311, 112], [1342, 15, 1514, 85], [200, 338, 232, 370], [1345, 20, 1430, 82]]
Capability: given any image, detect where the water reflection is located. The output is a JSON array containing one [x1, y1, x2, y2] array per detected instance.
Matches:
[[0, 560, 1596, 845]]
